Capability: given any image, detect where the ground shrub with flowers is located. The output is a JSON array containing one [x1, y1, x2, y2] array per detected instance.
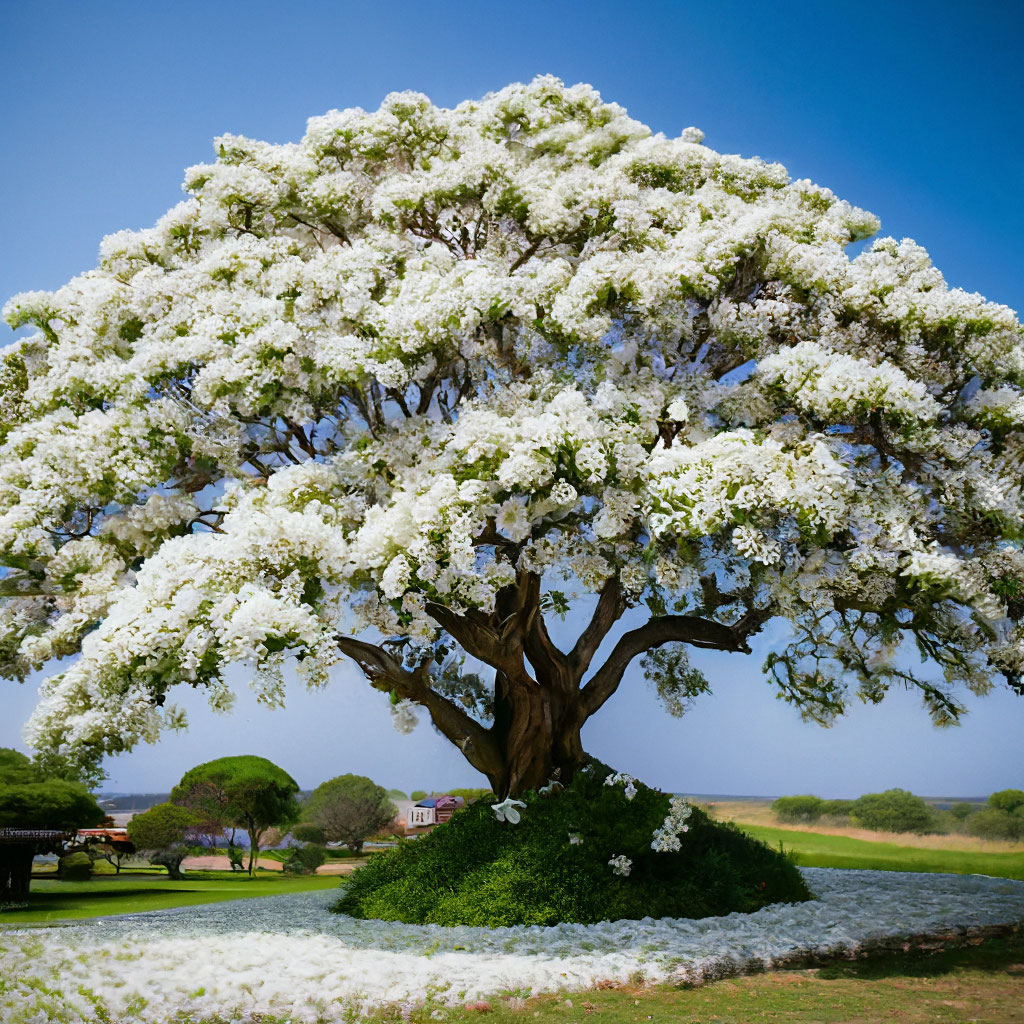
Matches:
[[334, 762, 810, 926]]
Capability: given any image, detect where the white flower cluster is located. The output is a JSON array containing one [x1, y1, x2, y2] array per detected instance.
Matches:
[[604, 772, 638, 800], [757, 340, 941, 429], [389, 698, 420, 734], [651, 798, 693, 853], [607, 854, 633, 876]]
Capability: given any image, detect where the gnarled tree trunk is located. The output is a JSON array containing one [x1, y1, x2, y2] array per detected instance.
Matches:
[[338, 571, 767, 799]]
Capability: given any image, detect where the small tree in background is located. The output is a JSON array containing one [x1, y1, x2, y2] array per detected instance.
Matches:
[[387, 789, 408, 801], [126, 802, 198, 879], [301, 775, 396, 854], [988, 789, 1024, 814], [171, 756, 300, 875], [967, 789, 1024, 841], [850, 789, 939, 834], [771, 794, 824, 823], [409, 791, 427, 802], [285, 843, 327, 874]]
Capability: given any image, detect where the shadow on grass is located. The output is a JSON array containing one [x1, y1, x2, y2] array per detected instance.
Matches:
[[815, 934, 1024, 980]]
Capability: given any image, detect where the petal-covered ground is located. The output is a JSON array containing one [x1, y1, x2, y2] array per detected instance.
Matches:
[[1, 869, 1022, 1022]]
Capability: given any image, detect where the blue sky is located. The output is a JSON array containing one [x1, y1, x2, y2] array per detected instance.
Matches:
[[1, 1, 1021, 797]]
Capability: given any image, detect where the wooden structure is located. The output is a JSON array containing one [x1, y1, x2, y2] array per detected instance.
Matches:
[[0, 828, 70, 901]]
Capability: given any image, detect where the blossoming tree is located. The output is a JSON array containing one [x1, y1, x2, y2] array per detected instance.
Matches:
[[2, 78, 1022, 797]]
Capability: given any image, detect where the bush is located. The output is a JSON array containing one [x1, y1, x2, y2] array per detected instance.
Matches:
[[292, 822, 326, 845], [771, 795, 824, 823], [988, 789, 1024, 814], [968, 807, 1024, 841], [335, 761, 811, 927], [966, 790, 1024, 841], [58, 851, 92, 881], [849, 789, 940, 834], [409, 791, 427, 801], [950, 802, 977, 823], [285, 844, 327, 874], [818, 799, 853, 819]]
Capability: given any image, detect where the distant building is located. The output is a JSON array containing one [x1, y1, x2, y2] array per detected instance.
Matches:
[[401, 795, 466, 832]]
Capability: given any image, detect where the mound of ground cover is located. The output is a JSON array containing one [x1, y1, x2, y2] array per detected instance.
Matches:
[[334, 763, 811, 926]]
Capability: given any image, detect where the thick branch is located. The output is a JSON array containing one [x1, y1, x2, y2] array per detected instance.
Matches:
[[335, 635, 503, 778], [580, 613, 765, 717], [568, 576, 626, 679]]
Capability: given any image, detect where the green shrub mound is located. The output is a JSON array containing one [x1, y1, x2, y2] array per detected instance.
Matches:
[[334, 763, 811, 926]]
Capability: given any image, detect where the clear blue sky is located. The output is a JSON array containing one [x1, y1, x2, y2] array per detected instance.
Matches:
[[1, 1, 1021, 797]]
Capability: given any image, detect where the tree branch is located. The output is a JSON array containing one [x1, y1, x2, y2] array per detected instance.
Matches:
[[580, 613, 766, 717], [335, 634, 504, 778], [568, 576, 626, 680]]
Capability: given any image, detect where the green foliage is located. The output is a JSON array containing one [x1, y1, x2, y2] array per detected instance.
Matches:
[[335, 763, 810, 926], [0, 749, 105, 832], [445, 787, 495, 802], [950, 802, 977, 822], [0, 748, 36, 784], [57, 851, 93, 881], [170, 756, 300, 872], [771, 794, 823, 823], [850, 789, 940, 834], [291, 822, 326, 845], [284, 844, 327, 874], [967, 806, 1024, 842], [303, 774, 396, 853], [127, 803, 197, 850], [387, 789, 408, 800], [0, 778, 106, 831], [819, 798, 853, 818], [988, 788, 1024, 813], [409, 790, 427, 801]]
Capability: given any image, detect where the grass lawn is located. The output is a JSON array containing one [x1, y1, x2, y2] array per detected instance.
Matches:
[[739, 823, 1024, 880], [0, 870, 340, 924]]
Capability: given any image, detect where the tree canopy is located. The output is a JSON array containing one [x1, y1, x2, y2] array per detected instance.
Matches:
[[0, 747, 104, 831], [126, 801, 198, 878], [170, 755, 299, 873], [1, 77, 1022, 796], [301, 773, 396, 852]]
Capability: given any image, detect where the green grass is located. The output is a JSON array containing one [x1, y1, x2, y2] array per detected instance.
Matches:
[[740, 823, 1024, 880], [0, 870, 340, 924]]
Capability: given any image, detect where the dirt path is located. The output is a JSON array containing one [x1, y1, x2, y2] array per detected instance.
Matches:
[[180, 855, 366, 875]]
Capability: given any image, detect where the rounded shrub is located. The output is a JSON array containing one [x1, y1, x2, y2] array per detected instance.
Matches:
[[58, 851, 93, 881], [285, 844, 328, 874], [849, 789, 939, 834], [334, 762, 811, 926], [771, 795, 824, 823]]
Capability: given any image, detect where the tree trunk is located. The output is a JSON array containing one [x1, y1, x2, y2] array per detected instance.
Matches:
[[247, 823, 261, 876], [0, 845, 34, 901], [488, 670, 588, 797]]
